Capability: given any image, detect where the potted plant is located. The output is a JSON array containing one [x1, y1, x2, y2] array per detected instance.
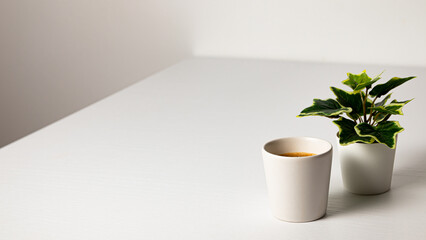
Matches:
[[297, 71, 416, 195]]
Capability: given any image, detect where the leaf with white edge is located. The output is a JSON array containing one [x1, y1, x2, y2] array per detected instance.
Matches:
[[333, 118, 375, 145], [330, 87, 364, 120], [375, 93, 392, 107], [372, 97, 411, 123], [371, 71, 384, 82], [370, 76, 416, 98], [354, 74, 381, 92], [370, 99, 412, 116], [355, 121, 404, 148], [369, 103, 404, 115], [297, 99, 352, 118], [391, 99, 414, 105], [342, 71, 370, 90], [342, 71, 379, 92]]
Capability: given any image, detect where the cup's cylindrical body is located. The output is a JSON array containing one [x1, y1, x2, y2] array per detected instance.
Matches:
[[338, 141, 396, 195], [262, 137, 333, 222]]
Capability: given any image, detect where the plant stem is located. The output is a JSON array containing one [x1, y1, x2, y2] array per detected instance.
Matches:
[[362, 88, 369, 123], [372, 112, 380, 126], [367, 96, 378, 124]]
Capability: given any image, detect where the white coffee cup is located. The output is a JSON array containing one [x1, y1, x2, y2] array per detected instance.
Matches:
[[262, 137, 333, 222]]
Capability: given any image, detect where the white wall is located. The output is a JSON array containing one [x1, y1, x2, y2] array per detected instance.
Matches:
[[192, 0, 426, 66], [0, 0, 192, 147], [1, 0, 425, 147]]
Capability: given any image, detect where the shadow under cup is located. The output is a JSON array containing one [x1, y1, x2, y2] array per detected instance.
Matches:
[[262, 137, 333, 222]]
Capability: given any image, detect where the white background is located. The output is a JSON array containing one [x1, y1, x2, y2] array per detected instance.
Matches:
[[1, 0, 426, 147], [192, 0, 426, 66]]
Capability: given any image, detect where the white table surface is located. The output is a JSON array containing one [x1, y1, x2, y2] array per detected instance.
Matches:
[[1, 57, 426, 239]]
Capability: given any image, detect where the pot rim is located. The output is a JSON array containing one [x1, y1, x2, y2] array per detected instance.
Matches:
[[263, 136, 333, 160], [336, 135, 398, 148]]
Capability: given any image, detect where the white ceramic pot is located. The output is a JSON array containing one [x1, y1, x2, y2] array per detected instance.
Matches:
[[262, 137, 333, 222], [338, 139, 397, 195]]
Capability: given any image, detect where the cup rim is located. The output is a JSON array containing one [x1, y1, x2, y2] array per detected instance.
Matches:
[[262, 136, 333, 159]]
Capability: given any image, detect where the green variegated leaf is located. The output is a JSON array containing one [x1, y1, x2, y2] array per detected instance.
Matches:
[[371, 71, 384, 83], [333, 118, 375, 145], [370, 76, 416, 98], [297, 99, 352, 118], [391, 99, 414, 105], [355, 121, 404, 148], [354, 73, 382, 92], [373, 97, 411, 123], [370, 98, 412, 116], [330, 87, 364, 120], [375, 93, 392, 107], [342, 71, 379, 92], [342, 71, 370, 90], [369, 103, 404, 115]]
